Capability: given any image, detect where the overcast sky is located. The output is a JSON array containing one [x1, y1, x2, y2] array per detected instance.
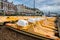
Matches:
[[8, 0, 60, 12]]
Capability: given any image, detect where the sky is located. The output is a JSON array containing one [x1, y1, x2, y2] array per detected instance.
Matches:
[[8, 0, 60, 13]]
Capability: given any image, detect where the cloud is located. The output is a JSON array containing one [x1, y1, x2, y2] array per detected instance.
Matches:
[[39, 6, 60, 11], [35, 0, 60, 12]]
